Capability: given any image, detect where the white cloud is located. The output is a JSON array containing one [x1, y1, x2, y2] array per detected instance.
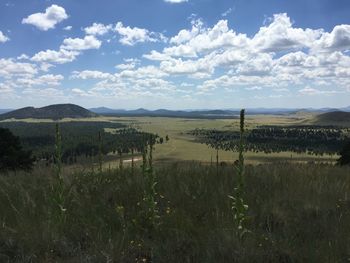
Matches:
[[170, 19, 202, 45], [13, 12, 350, 106], [119, 66, 167, 79], [84, 23, 112, 36], [298, 86, 339, 95], [115, 63, 136, 70], [71, 88, 95, 97], [164, 0, 188, 3], [114, 22, 166, 46], [0, 83, 15, 94], [0, 58, 37, 78], [22, 87, 64, 97], [31, 49, 80, 64], [71, 70, 112, 79], [151, 19, 249, 58], [221, 8, 233, 17], [17, 54, 29, 60], [115, 58, 141, 70], [245, 86, 262, 90], [0, 31, 9, 43], [39, 63, 54, 72], [22, 4, 68, 31], [236, 53, 274, 76], [63, 25, 72, 31], [159, 56, 214, 77], [312, 24, 350, 52], [17, 74, 64, 87], [133, 78, 175, 91], [143, 50, 172, 61], [61, 35, 101, 50], [251, 13, 322, 52], [30, 32, 101, 66], [140, 14, 350, 93]]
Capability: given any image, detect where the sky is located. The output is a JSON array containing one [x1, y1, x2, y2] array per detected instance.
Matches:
[[1, 0, 350, 110]]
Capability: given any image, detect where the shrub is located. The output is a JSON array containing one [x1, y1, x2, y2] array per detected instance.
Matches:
[[0, 128, 34, 172], [337, 141, 350, 166]]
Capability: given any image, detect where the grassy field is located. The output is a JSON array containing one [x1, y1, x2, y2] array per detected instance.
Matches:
[[1, 114, 337, 165], [1, 162, 349, 262], [108, 115, 337, 164], [1, 114, 349, 262]]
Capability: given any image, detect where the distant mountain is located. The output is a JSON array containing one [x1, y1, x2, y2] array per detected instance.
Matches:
[[340, 106, 350, 112], [0, 109, 13, 115], [89, 107, 240, 119], [312, 111, 350, 126], [89, 106, 350, 119], [89, 107, 127, 114], [0, 104, 98, 120]]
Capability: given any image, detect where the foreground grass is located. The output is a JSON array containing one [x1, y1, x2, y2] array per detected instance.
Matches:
[[0, 163, 349, 262]]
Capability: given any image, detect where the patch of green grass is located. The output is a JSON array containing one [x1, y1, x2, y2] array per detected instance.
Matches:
[[114, 116, 337, 164], [0, 162, 349, 262]]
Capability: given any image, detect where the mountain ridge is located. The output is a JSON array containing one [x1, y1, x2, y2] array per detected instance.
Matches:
[[0, 104, 98, 120], [310, 111, 350, 126]]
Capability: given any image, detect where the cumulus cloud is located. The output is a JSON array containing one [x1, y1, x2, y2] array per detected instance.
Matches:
[[170, 19, 203, 45], [312, 24, 350, 52], [140, 13, 350, 91], [251, 13, 322, 52], [71, 70, 112, 79], [63, 25, 72, 31], [30, 32, 101, 65], [0, 83, 14, 94], [245, 86, 262, 90], [0, 58, 37, 78], [0, 31, 9, 43], [84, 23, 112, 36], [12, 12, 350, 104], [119, 66, 168, 79], [298, 86, 339, 95], [71, 88, 95, 97], [236, 53, 274, 76], [17, 74, 64, 87], [60, 35, 101, 50], [22, 5, 68, 31], [114, 22, 166, 46], [115, 58, 140, 70], [221, 8, 233, 17], [164, 0, 188, 3], [147, 19, 249, 59], [22, 87, 64, 97], [31, 49, 80, 64], [17, 54, 29, 60]]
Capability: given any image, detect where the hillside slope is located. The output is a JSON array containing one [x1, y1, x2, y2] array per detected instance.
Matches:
[[312, 111, 350, 126], [0, 104, 98, 120]]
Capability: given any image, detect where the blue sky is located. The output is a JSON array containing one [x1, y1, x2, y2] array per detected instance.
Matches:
[[1, 0, 350, 109]]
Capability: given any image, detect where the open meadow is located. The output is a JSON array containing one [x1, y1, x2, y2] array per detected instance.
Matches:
[[111, 114, 337, 165], [1, 112, 350, 262]]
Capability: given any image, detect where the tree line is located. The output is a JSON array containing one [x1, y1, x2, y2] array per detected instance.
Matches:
[[189, 125, 350, 156], [0, 122, 165, 170]]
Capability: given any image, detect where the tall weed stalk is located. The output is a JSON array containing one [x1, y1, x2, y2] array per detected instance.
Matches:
[[51, 123, 66, 225], [229, 109, 249, 238]]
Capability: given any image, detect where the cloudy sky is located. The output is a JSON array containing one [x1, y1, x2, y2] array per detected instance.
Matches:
[[1, 0, 350, 109]]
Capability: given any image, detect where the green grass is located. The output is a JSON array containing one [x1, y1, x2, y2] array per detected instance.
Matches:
[[0, 162, 349, 262], [113, 116, 337, 164], [1, 115, 337, 164]]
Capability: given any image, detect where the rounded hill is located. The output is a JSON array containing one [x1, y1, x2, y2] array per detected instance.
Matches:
[[0, 104, 98, 120]]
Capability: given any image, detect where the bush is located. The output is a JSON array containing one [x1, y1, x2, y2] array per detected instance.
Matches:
[[337, 141, 350, 166], [0, 128, 34, 172]]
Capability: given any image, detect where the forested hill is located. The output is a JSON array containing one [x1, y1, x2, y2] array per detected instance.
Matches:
[[0, 104, 98, 120], [312, 111, 350, 126]]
